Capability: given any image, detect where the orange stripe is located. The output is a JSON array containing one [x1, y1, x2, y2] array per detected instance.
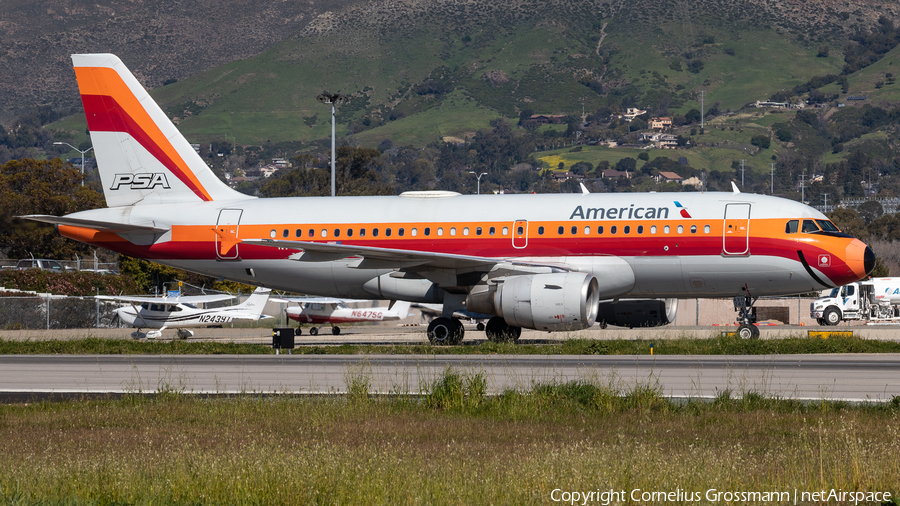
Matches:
[[74, 66, 213, 201]]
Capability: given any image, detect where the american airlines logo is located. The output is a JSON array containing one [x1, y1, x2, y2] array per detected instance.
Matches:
[[569, 204, 671, 220], [110, 173, 171, 190]]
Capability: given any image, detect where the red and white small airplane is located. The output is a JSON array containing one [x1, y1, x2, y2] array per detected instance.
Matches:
[[104, 287, 272, 339], [274, 298, 412, 335]]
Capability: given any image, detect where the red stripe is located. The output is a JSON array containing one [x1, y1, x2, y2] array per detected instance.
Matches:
[[80, 94, 212, 202]]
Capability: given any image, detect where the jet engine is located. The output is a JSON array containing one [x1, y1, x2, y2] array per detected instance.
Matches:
[[466, 272, 600, 331], [596, 298, 678, 328]]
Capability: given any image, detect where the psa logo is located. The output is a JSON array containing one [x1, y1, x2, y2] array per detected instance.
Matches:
[[110, 173, 171, 190], [818, 254, 831, 268]]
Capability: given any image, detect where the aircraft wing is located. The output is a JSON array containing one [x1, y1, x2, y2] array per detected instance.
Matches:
[[270, 296, 369, 304], [20, 215, 170, 233], [97, 294, 235, 304], [242, 239, 574, 272]]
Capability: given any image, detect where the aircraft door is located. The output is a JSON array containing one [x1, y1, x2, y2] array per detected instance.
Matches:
[[512, 220, 528, 249], [215, 209, 243, 260], [722, 203, 750, 256]]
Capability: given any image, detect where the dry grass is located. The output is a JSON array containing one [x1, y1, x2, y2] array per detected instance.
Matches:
[[1, 375, 899, 504]]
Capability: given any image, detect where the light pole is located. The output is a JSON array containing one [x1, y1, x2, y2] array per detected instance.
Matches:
[[54, 141, 93, 186], [468, 171, 487, 195], [316, 92, 349, 197]]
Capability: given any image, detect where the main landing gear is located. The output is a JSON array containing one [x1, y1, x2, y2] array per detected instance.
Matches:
[[426, 317, 464, 345], [734, 294, 760, 340], [484, 316, 521, 343], [299, 326, 341, 336]]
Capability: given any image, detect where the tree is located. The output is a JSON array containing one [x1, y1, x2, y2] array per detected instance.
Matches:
[[857, 200, 884, 224], [684, 109, 701, 124], [751, 135, 771, 149], [637, 152, 650, 161], [0, 158, 105, 259], [827, 208, 868, 240]]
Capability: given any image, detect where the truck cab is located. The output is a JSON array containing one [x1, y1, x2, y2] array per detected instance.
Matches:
[[811, 283, 862, 325]]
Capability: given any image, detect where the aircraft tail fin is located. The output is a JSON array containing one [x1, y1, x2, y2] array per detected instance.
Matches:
[[388, 300, 412, 318], [71, 53, 248, 207], [237, 287, 272, 318]]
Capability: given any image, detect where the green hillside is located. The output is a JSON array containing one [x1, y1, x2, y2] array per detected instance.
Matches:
[[44, 0, 871, 149]]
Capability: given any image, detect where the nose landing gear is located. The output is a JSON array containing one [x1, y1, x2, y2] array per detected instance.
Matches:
[[734, 295, 760, 339]]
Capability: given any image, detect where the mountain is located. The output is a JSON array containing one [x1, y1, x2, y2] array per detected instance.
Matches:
[[11, 0, 899, 148]]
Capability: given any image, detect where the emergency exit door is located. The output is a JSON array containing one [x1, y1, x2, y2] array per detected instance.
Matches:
[[512, 220, 528, 249], [722, 203, 750, 256], [215, 209, 242, 260]]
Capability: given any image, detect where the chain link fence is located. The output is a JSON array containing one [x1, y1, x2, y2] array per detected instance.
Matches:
[[0, 296, 122, 330]]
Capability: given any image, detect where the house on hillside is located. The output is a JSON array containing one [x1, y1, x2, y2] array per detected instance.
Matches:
[[552, 171, 584, 182], [640, 132, 678, 149], [649, 117, 672, 130], [656, 171, 683, 183], [620, 108, 647, 122], [530, 114, 566, 124], [601, 169, 631, 179]]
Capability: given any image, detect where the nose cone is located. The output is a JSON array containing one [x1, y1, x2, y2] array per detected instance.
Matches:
[[846, 240, 876, 280]]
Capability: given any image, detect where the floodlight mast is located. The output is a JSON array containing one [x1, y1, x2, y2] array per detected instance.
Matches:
[[316, 92, 349, 197], [53, 141, 93, 186]]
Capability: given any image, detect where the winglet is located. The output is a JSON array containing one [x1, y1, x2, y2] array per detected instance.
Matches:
[[731, 181, 741, 194], [580, 182, 590, 194]]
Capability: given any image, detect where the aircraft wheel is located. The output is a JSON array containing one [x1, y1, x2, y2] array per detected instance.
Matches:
[[450, 318, 464, 345], [476, 322, 485, 331], [332, 326, 341, 336], [296, 328, 302, 335], [823, 307, 842, 326], [485, 316, 521, 343], [427, 317, 457, 345], [309, 327, 319, 336], [737, 324, 759, 340]]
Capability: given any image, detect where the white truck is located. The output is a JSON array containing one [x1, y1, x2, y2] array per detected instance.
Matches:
[[810, 278, 900, 325]]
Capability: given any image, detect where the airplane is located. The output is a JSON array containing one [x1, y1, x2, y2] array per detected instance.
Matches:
[[25, 53, 875, 344], [272, 297, 412, 335], [103, 287, 272, 339]]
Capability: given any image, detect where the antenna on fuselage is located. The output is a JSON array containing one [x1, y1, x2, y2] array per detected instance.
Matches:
[[731, 181, 741, 194]]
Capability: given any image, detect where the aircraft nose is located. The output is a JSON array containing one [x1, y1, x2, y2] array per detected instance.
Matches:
[[846, 239, 876, 280]]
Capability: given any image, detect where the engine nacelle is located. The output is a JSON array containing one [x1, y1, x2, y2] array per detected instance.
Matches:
[[466, 272, 600, 331], [596, 298, 677, 328]]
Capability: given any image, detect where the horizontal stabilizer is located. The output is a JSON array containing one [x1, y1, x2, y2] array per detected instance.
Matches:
[[20, 214, 170, 233]]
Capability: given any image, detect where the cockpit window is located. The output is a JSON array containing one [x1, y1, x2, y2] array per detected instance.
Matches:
[[816, 220, 840, 232], [801, 220, 821, 233], [785, 220, 799, 234]]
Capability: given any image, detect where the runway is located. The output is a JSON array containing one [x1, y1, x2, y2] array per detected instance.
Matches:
[[1, 354, 898, 402]]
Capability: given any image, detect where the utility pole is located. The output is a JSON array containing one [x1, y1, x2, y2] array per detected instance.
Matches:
[[823, 193, 829, 213], [700, 90, 705, 129], [468, 171, 488, 195], [799, 174, 807, 203], [316, 92, 349, 197], [740, 159, 746, 187], [770, 163, 775, 194]]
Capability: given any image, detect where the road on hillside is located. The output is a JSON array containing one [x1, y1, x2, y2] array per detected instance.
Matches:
[[1, 354, 898, 402]]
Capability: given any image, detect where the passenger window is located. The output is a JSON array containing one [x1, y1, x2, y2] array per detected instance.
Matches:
[[398, 228, 405, 237], [373, 228, 379, 237], [437, 228, 444, 236], [270, 230, 276, 238], [637, 225, 644, 234], [411, 228, 417, 237], [571, 226, 578, 235], [424, 227, 431, 236], [664, 225, 670, 234], [283, 229, 289, 238], [489, 227, 496, 236], [320, 229, 327, 238], [517, 226, 524, 235], [463, 227, 469, 236], [650, 225, 657, 234], [502, 227, 508, 235], [597, 226, 604, 234], [610, 226, 617, 234], [386, 228, 392, 237], [584, 226, 591, 235], [802, 220, 820, 233], [295, 229, 302, 238], [334, 229, 340, 238], [690, 225, 697, 234], [558, 226, 564, 235], [347, 229, 353, 237], [785, 220, 799, 234], [704, 225, 710, 234], [450, 227, 457, 236], [677, 225, 684, 234], [538, 226, 544, 235], [308, 229, 314, 238], [624, 225, 630, 234], [360, 229, 366, 237]]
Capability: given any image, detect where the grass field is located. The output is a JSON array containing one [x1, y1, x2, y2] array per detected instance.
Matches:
[[2, 334, 899, 355], [0, 371, 898, 505]]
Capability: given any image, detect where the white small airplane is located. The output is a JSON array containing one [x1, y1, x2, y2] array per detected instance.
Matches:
[[102, 287, 272, 339], [273, 297, 411, 335]]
